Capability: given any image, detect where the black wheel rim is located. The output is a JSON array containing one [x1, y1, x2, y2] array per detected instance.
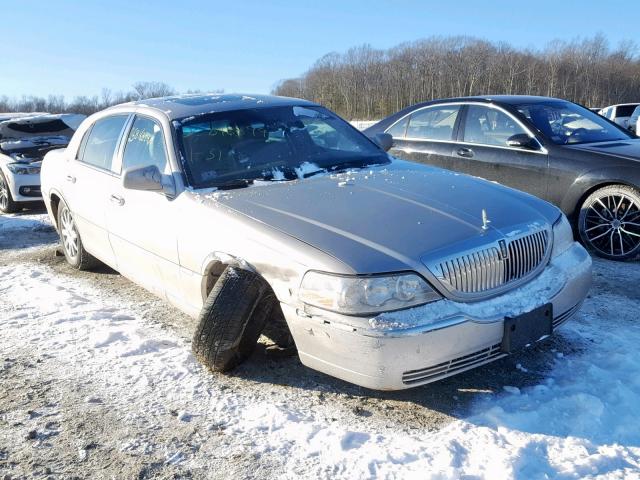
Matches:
[[583, 193, 640, 257]]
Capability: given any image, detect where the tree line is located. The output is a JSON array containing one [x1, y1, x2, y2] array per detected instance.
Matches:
[[0, 82, 220, 116], [272, 35, 640, 120]]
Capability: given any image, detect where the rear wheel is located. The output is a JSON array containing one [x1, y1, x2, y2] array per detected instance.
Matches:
[[578, 185, 640, 261], [0, 171, 19, 213], [57, 199, 100, 270]]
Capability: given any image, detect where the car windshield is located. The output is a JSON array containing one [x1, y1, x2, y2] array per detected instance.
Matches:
[[515, 101, 633, 145], [177, 105, 389, 189]]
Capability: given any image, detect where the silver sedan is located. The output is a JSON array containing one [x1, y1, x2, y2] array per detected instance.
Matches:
[[40, 94, 592, 390]]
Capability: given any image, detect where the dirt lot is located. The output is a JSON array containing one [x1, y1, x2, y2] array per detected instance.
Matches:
[[1, 210, 639, 479]]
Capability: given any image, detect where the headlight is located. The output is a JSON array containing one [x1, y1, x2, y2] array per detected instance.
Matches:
[[6, 163, 40, 175], [551, 214, 574, 257], [299, 271, 441, 315]]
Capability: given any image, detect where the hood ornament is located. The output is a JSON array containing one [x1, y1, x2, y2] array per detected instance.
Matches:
[[481, 209, 491, 231]]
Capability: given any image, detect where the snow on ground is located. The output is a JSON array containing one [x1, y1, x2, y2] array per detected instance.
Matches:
[[1, 213, 640, 479]]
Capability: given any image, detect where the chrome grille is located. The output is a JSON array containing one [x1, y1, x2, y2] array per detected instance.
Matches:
[[432, 230, 550, 296], [553, 301, 583, 329], [402, 343, 504, 385], [504, 230, 548, 282], [438, 246, 505, 293]]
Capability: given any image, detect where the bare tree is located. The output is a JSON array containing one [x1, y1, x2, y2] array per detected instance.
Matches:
[[0, 81, 205, 115], [273, 35, 640, 119], [132, 81, 176, 100]]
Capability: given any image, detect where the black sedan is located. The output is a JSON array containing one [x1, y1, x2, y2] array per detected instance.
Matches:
[[366, 95, 640, 261]]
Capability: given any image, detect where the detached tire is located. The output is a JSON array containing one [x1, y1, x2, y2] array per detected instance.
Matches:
[[192, 267, 273, 372]]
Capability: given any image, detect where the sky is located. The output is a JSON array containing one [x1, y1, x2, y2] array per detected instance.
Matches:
[[3, 0, 638, 100]]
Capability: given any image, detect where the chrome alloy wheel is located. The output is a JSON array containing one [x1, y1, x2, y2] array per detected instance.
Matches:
[[0, 174, 8, 211], [60, 207, 79, 259], [582, 192, 640, 258]]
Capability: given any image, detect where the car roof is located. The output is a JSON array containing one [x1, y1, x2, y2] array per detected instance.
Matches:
[[604, 103, 640, 108], [113, 93, 319, 121], [436, 95, 570, 105]]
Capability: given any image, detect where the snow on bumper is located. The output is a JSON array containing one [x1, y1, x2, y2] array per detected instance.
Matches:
[[284, 243, 592, 390]]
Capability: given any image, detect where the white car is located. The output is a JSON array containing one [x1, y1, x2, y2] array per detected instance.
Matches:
[[598, 103, 640, 129], [0, 113, 85, 213]]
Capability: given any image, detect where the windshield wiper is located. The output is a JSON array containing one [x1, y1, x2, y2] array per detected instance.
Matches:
[[209, 179, 254, 190], [325, 157, 388, 173]]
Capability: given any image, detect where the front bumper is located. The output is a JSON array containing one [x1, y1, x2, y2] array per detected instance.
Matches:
[[4, 171, 42, 202], [283, 243, 592, 390]]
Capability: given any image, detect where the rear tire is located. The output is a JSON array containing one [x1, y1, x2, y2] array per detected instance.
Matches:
[[192, 267, 273, 372], [0, 171, 19, 213], [578, 184, 640, 261], [56, 199, 101, 270]]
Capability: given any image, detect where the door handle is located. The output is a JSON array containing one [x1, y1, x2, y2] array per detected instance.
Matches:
[[110, 194, 125, 206], [456, 147, 474, 158], [65, 175, 76, 183]]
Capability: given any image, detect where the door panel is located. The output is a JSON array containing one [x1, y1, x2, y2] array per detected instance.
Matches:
[[67, 115, 130, 267], [451, 145, 549, 199], [106, 115, 180, 302], [69, 163, 119, 267], [390, 138, 455, 170]]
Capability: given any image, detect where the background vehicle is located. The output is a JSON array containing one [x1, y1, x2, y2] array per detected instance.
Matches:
[[40, 94, 591, 390], [599, 103, 640, 129], [0, 113, 85, 213], [628, 105, 640, 135], [366, 95, 640, 260]]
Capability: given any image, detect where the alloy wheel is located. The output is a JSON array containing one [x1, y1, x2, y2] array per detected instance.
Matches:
[[0, 175, 8, 211], [582, 192, 640, 258], [60, 207, 79, 259]]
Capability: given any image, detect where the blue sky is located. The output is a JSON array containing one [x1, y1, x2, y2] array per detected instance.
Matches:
[[4, 0, 637, 99]]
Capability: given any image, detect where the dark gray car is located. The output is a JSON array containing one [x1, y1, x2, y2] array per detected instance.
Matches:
[[366, 95, 640, 260]]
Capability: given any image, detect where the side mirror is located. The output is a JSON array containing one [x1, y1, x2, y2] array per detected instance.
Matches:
[[122, 165, 164, 192], [506, 133, 540, 150], [370, 132, 393, 152]]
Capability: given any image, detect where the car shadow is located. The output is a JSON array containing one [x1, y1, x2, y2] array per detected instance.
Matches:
[[231, 331, 581, 419]]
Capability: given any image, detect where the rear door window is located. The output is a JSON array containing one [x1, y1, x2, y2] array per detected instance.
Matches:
[[616, 105, 638, 117], [386, 116, 410, 138], [406, 105, 460, 141], [80, 115, 129, 171]]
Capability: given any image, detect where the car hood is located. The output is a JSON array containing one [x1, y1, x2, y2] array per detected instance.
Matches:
[[199, 161, 560, 273], [566, 138, 640, 162]]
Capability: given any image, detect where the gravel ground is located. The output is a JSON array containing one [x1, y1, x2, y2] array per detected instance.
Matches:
[[1, 210, 638, 479]]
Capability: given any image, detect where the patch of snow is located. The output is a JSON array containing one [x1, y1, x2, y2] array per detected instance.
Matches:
[[294, 161, 321, 179], [503, 386, 521, 395], [2, 216, 640, 478]]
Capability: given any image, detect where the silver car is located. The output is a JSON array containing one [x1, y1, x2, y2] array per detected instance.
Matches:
[[40, 94, 592, 390]]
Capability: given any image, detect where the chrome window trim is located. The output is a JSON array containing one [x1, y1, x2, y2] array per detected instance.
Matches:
[[385, 101, 548, 155]]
